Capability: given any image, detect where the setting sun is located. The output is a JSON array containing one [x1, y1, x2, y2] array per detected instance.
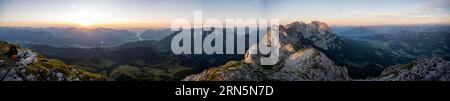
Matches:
[[66, 11, 98, 27]]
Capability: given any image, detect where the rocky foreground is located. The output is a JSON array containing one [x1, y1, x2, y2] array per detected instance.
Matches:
[[374, 57, 450, 81], [183, 21, 450, 81], [0, 41, 105, 81]]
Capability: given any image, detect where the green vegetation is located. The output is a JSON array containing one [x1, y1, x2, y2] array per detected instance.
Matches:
[[199, 61, 249, 80], [109, 64, 193, 81], [25, 57, 107, 81]]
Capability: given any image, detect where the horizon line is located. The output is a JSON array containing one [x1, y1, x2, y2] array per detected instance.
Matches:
[[1, 21, 450, 30]]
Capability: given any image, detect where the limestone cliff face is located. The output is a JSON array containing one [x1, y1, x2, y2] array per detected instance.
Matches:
[[244, 21, 341, 65], [270, 48, 349, 81], [283, 21, 339, 50], [183, 48, 349, 81], [184, 21, 349, 81]]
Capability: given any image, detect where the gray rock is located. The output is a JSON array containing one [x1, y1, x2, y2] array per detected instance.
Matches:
[[25, 74, 37, 81], [18, 49, 38, 65], [0, 70, 8, 80], [245, 21, 340, 65], [271, 48, 349, 81], [56, 72, 64, 81], [0, 60, 4, 66], [374, 57, 450, 81], [3, 69, 23, 81]]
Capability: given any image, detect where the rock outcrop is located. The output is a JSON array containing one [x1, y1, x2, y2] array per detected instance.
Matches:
[[184, 48, 349, 81], [17, 49, 38, 66], [245, 21, 341, 65], [270, 48, 349, 81], [183, 61, 269, 81], [374, 57, 450, 81]]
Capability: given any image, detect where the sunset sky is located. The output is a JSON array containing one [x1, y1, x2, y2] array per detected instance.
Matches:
[[0, 0, 449, 28]]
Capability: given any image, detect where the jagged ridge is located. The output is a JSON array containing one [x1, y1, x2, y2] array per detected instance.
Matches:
[[184, 21, 349, 81]]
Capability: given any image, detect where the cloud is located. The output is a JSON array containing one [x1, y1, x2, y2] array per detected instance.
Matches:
[[419, 0, 450, 12], [407, 0, 449, 17], [353, 0, 450, 19], [352, 10, 432, 19], [352, 0, 449, 19]]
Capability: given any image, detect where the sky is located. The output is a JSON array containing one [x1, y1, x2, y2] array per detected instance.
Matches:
[[0, 0, 449, 28]]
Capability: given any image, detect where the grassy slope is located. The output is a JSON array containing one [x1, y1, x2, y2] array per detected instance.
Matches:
[[0, 41, 106, 81]]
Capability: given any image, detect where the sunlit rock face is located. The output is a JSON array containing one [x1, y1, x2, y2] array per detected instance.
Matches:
[[270, 48, 349, 81], [184, 21, 349, 81], [245, 21, 340, 66], [184, 48, 349, 81], [183, 21, 450, 81]]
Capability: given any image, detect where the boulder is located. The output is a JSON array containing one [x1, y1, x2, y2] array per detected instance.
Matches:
[[18, 49, 38, 65]]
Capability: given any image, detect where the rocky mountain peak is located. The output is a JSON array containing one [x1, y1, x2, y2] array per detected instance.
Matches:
[[245, 21, 340, 65], [310, 21, 331, 33], [184, 21, 349, 81], [285, 21, 332, 36], [184, 20, 450, 81], [285, 21, 307, 32], [283, 21, 339, 50]]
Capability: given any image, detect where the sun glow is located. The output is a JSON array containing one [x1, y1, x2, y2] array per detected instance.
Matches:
[[66, 11, 99, 27]]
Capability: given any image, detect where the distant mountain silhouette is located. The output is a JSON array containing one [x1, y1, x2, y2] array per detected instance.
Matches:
[[0, 27, 173, 48]]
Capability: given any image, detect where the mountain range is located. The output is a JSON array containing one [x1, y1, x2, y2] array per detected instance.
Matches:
[[25, 30, 248, 81], [0, 27, 172, 48], [1, 21, 448, 81]]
